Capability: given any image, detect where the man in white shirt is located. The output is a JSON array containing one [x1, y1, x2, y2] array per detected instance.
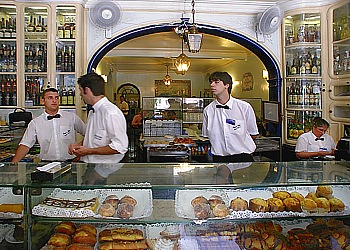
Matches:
[[295, 118, 336, 159], [12, 88, 86, 163], [202, 72, 259, 163], [69, 72, 128, 163]]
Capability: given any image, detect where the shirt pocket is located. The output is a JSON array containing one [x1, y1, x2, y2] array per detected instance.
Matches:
[[93, 129, 108, 145], [60, 126, 73, 140], [227, 119, 245, 135]]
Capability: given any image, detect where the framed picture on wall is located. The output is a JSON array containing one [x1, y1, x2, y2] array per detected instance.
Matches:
[[155, 80, 191, 97], [263, 101, 280, 123]]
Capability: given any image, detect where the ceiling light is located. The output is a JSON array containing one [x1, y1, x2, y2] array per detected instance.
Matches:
[[175, 40, 191, 75], [163, 64, 172, 86], [185, 0, 202, 53]]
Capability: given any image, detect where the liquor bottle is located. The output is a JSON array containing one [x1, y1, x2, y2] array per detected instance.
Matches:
[[291, 57, 297, 75], [314, 24, 320, 43], [27, 16, 35, 32], [36, 16, 43, 32], [71, 23, 76, 39], [4, 20, 11, 38], [0, 18, 5, 38], [67, 86, 74, 105], [287, 85, 293, 105], [57, 21, 64, 39], [286, 61, 291, 76], [291, 82, 298, 105], [63, 46, 69, 71], [300, 61, 306, 74], [70, 46, 75, 72], [56, 48, 62, 71], [64, 22, 71, 39], [61, 86, 68, 105], [11, 18, 16, 38]]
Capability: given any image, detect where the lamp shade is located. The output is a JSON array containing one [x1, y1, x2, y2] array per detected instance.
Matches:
[[163, 64, 172, 85], [175, 53, 191, 75]]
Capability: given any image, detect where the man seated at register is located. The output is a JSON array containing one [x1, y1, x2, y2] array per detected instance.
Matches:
[[295, 117, 336, 159], [12, 88, 86, 163]]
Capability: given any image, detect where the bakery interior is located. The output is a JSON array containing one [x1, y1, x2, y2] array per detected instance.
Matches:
[[1, 0, 350, 249]]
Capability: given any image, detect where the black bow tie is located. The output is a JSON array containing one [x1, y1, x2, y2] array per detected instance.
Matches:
[[90, 107, 95, 113], [216, 104, 230, 109], [315, 137, 324, 141], [47, 114, 61, 120]]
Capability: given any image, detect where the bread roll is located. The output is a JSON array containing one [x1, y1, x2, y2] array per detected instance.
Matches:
[[300, 198, 317, 214], [329, 198, 345, 212], [191, 196, 209, 207], [267, 198, 285, 212], [316, 185, 333, 199], [66, 243, 94, 250], [193, 203, 211, 219], [119, 195, 137, 206], [76, 224, 97, 236], [104, 195, 120, 208], [116, 202, 134, 219], [208, 195, 225, 209], [55, 221, 76, 235], [290, 191, 304, 202], [283, 197, 301, 212], [305, 192, 318, 201], [315, 198, 330, 213], [249, 198, 268, 212], [212, 204, 230, 217], [72, 230, 96, 246], [98, 203, 116, 217], [272, 191, 291, 200], [230, 197, 248, 211], [48, 233, 71, 247]]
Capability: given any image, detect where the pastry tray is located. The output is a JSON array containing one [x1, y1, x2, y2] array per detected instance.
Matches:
[[32, 188, 153, 219], [176, 186, 350, 221], [0, 187, 24, 219]]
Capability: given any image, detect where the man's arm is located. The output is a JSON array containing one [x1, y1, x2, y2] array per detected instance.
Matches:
[[296, 150, 332, 159], [72, 145, 119, 157], [11, 145, 30, 163]]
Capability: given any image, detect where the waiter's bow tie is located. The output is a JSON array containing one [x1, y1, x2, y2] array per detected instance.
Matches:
[[216, 104, 230, 109], [315, 137, 324, 141], [47, 114, 61, 120]]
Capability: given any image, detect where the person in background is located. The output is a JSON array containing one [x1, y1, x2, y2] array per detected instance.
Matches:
[[118, 95, 129, 118], [166, 110, 177, 120], [131, 109, 143, 129], [69, 72, 128, 163], [202, 71, 259, 163], [295, 117, 336, 159], [12, 88, 86, 163]]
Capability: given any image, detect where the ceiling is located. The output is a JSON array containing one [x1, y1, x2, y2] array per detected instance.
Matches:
[[103, 31, 254, 74]]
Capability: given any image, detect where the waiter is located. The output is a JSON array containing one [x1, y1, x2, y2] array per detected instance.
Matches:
[[11, 88, 86, 163]]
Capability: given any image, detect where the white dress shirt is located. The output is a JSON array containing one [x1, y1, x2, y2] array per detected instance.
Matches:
[[19, 110, 86, 161], [202, 97, 259, 156], [81, 97, 128, 163], [295, 131, 336, 153]]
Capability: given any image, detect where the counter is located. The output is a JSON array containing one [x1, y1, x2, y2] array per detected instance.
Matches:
[[1, 161, 350, 249]]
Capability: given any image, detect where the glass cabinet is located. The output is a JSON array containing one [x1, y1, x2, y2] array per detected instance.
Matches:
[[0, 3, 82, 109], [283, 12, 323, 143]]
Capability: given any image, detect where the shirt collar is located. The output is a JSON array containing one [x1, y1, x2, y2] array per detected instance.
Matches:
[[92, 96, 107, 111], [44, 110, 61, 119], [215, 96, 233, 109]]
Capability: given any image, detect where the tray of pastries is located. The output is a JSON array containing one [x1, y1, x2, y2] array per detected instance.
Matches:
[[0, 187, 24, 219], [95, 189, 153, 219]]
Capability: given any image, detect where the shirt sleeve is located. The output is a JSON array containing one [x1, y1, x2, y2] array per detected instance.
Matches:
[[202, 108, 209, 137], [295, 134, 308, 152], [245, 104, 259, 135], [74, 114, 86, 136], [105, 112, 128, 154], [19, 120, 37, 148]]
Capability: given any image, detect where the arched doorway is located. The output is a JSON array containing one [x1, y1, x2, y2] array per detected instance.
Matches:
[[116, 83, 140, 119]]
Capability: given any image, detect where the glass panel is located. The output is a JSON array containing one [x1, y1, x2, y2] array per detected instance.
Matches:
[[0, 74, 16, 106], [56, 5, 76, 40], [56, 41, 75, 72], [284, 13, 321, 46], [286, 78, 321, 108], [24, 42, 47, 73], [0, 4, 17, 39], [24, 75, 47, 107], [24, 7, 48, 38], [55, 74, 75, 106], [286, 110, 321, 139], [334, 105, 350, 119], [285, 46, 321, 77]]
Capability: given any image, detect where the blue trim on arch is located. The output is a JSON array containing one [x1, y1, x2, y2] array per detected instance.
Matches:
[[87, 23, 282, 135]]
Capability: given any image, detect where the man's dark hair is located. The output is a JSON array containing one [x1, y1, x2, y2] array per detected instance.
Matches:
[[42, 88, 59, 98], [77, 72, 105, 96], [313, 117, 329, 128], [209, 72, 233, 94]]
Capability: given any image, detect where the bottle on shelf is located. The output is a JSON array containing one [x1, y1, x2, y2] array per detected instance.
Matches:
[[57, 20, 64, 39], [64, 22, 71, 39], [27, 15, 35, 32], [35, 16, 43, 33], [61, 85, 68, 105]]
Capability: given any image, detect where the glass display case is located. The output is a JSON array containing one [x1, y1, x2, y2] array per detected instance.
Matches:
[[0, 4, 17, 107], [1, 161, 349, 249], [283, 12, 323, 143]]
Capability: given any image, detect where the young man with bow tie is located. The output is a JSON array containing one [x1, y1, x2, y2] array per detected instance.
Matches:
[[295, 117, 336, 159], [202, 71, 259, 163], [12, 88, 86, 163]]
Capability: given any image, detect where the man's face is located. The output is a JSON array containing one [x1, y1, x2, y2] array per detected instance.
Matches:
[[313, 125, 328, 138], [210, 80, 228, 96], [43, 91, 59, 112], [79, 86, 88, 104]]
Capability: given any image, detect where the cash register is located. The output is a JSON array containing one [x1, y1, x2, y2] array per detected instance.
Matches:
[[335, 124, 350, 161]]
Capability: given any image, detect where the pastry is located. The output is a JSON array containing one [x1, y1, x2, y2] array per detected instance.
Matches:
[[208, 195, 225, 209], [305, 192, 318, 201], [191, 196, 209, 207], [116, 202, 135, 219], [55, 221, 76, 235], [72, 230, 96, 246], [315, 198, 330, 213], [267, 198, 285, 212], [42, 196, 99, 212], [99, 228, 144, 242], [104, 195, 120, 208], [99, 240, 148, 250], [47, 233, 71, 247], [230, 197, 248, 211], [66, 244, 94, 250], [160, 225, 180, 240], [193, 203, 211, 219], [272, 191, 291, 200], [249, 198, 268, 212], [119, 195, 137, 207], [98, 203, 116, 217], [283, 197, 301, 212], [316, 185, 333, 199], [212, 203, 230, 217], [290, 191, 304, 202], [76, 224, 97, 236], [301, 198, 318, 214], [0, 204, 24, 214], [328, 198, 345, 212]]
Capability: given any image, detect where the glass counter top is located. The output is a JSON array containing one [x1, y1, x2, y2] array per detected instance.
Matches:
[[0, 161, 349, 189]]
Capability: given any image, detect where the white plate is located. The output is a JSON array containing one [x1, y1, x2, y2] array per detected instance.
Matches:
[[175, 190, 229, 219], [5, 226, 24, 244], [95, 189, 153, 219]]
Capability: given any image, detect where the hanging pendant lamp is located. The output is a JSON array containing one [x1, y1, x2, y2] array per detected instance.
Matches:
[[175, 39, 191, 75], [163, 64, 172, 86]]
